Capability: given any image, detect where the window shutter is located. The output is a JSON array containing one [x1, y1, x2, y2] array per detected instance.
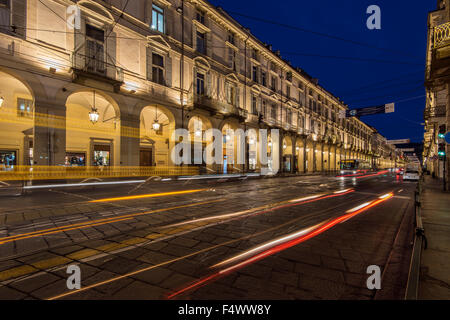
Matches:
[[148, 51, 153, 82], [165, 6, 173, 36], [206, 32, 212, 56], [73, 21, 86, 70], [12, 0, 26, 38], [225, 82, 230, 103], [193, 67, 197, 96], [235, 86, 240, 108], [192, 25, 197, 51], [106, 30, 117, 77], [165, 54, 172, 87], [206, 71, 212, 97], [235, 50, 240, 72]]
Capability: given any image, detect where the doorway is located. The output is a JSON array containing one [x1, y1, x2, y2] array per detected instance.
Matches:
[[140, 149, 153, 167]]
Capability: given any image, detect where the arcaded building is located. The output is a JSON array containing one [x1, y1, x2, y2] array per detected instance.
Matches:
[[0, 0, 399, 174]]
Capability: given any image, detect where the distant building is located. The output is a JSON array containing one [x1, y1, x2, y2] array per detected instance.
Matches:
[[424, 0, 450, 187]]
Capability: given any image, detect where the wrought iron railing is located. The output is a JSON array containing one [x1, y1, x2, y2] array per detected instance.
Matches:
[[71, 49, 123, 82], [434, 22, 450, 48], [424, 105, 446, 119]]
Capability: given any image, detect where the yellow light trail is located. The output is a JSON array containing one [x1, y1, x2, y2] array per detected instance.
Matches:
[[89, 189, 207, 203], [0, 199, 223, 245]]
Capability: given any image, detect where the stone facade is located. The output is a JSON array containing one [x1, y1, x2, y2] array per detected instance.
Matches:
[[424, 0, 450, 188]]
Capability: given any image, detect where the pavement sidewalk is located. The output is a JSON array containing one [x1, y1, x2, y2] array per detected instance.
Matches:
[[418, 176, 450, 299]]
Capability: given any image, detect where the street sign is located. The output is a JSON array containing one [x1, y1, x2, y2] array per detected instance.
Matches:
[[346, 103, 395, 118], [398, 148, 415, 152], [387, 139, 410, 144], [385, 103, 395, 113], [445, 132, 450, 144]]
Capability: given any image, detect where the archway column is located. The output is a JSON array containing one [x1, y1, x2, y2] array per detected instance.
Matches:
[[303, 137, 307, 174], [120, 114, 140, 166], [33, 99, 66, 166]]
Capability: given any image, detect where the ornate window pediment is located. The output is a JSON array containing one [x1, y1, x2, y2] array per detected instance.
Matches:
[[78, 0, 114, 24]]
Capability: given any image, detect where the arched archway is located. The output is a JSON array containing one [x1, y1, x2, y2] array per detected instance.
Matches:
[[221, 121, 241, 174], [140, 105, 175, 167], [65, 90, 120, 167], [188, 115, 213, 173], [0, 70, 34, 168]]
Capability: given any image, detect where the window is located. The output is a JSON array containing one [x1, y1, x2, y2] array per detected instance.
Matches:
[[17, 98, 33, 118], [251, 95, 258, 115], [286, 71, 292, 82], [196, 10, 205, 24], [271, 104, 277, 119], [252, 66, 258, 82], [85, 24, 105, 74], [0, 0, 10, 34], [228, 32, 235, 45], [261, 71, 267, 87], [196, 72, 205, 95], [196, 31, 206, 54], [252, 49, 258, 60], [286, 86, 290, 98], [271, 76, 277, 91], [262, 100, 267, 117], [152, 53, 165, 85], [151, 4, 164, 33]]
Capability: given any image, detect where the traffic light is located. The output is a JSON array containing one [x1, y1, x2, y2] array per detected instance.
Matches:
[[438, 124, 446, 139], [438, 142, 446, 159]]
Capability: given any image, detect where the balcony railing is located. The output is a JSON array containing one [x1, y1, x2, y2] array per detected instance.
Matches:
[[194, 94, 247, 121], [434, 22, 450, 49], [71, 50, 123, 82], [424, 105, 446, 120]]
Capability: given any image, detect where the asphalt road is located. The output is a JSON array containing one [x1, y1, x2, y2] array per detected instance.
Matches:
[[0, 172, 416, 300]]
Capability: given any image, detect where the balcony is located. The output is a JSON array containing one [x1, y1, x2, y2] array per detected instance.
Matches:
[[194, 94, 247, 121], [71, 50, 123, 89], [434, 22, 450, 49], [424, 105, 446, 120]]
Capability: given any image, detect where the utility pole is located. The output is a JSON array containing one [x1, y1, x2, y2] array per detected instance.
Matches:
[[180, 0, 185, 129]]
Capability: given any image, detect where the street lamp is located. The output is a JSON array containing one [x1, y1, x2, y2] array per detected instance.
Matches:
[[152, 120, 161, 131], [89, 91, 99, 124], [89, 107, 99, 124]]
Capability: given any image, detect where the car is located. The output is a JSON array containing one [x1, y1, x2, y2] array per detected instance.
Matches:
[[403, 170, 419, 181]]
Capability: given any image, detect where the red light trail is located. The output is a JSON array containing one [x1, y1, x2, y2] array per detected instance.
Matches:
[[167, 192, 394, 299]]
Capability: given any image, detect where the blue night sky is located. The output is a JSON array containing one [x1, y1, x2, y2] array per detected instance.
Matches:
[[209, 0, 436, 143]]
